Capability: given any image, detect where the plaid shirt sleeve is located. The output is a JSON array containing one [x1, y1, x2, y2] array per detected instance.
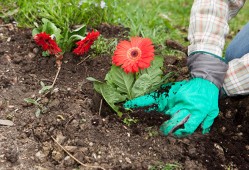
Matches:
[[223, 54, 249, 96], [188, 0, 247, 96], [188, 0, 245, 57]]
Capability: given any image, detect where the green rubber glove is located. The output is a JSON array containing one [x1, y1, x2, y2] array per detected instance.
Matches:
[[123, 81, 187, 114], [160, 78, 219, 137], [124, 78, 219, 137]]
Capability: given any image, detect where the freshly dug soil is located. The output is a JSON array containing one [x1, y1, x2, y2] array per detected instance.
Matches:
[[0, 22, 248, 170]]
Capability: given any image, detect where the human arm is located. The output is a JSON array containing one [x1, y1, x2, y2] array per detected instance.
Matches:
[[124, 0, 246, 137], [223, 53, 249, 96]]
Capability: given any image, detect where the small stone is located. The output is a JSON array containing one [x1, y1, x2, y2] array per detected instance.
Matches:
[[28, 52, 36, 59], [35, 151, 47, 163], [52, 150, 64, 162], [220, 126, 226, 133], [91, 118, 99, 126], [89, 142, 94, 147], [64, 146, 78, 153], [55, 133, 66, 144], [34, 166, 49, 170], [63, 156, 75, 166], [33, 48, 39, 54], [125, 157, 132, 164], [42, 142, 52, 156], [225, 110, 233, 119]]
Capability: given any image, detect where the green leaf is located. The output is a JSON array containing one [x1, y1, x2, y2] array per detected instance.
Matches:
[[39, 81, 53, 94], [41, 18, 61, 43], [69, 25, 86, 37], [94, 82, 126, 117], [42, 51, 50, 57], [138, 56, 165, 93], [24, 98, 39, 105], [131, 74, 152, 98], [107, 65, 135, 99], [68, 35, 85, 42], [86, 77, 103, 83], [140, 56, 164, 77], [32, 28, 41, 37]]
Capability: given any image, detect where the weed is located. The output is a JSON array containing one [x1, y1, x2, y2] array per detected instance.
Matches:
[[123, 117, 138, 127], [24, 81, 52, 117], [149, 162, 182, 170], [146, 127, 159, 138], [90, 35, 118, 57]]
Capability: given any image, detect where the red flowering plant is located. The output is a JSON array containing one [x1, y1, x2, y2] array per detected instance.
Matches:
[[32, 18, 100, 88], [88, 37, 172, 116]]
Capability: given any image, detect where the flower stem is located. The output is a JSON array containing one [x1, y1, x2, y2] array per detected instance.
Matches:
[[52, 65, 61, 87]]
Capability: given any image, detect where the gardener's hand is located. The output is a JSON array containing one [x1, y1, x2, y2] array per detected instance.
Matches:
[[159, 78, 219, 137], [124, 53, 228, 137]]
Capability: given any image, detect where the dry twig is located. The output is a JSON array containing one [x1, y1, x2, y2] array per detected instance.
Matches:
[[77, 55, 91, 65], [51, 136, 106, 170], [98, 99, 103, 116]]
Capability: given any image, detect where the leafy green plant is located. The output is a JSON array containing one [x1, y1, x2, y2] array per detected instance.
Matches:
[[14, 0, 112, 28], [91, 35, 118, 56], [32, 18, 86, 53], [88, 56, 172, 117]]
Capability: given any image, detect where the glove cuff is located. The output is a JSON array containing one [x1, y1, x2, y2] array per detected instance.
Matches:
[[187, 52, 228, 89]]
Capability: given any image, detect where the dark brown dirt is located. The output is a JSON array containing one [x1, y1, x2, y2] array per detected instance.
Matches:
[[0, 23, 248, 170]]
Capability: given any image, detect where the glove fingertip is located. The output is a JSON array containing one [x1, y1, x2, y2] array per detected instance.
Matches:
[[159, 123, 171, 136], [202, 127, 210, 134]]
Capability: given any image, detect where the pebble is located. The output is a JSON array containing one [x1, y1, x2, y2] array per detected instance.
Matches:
[[55, 133, 66, 144], [89, 142, 94, 147], [33, 48, 39, 54], [34, 166, 49, 170], [35, 151, 47, 163], [52, 150, 64, 161], [225, 110, 233, 119], [220, 126, 226, 133], [63, 156, 75, 166], [125, 157, 132, 164]]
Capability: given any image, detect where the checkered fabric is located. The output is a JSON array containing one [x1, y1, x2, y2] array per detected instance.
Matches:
[[188, 0, 248, 95]]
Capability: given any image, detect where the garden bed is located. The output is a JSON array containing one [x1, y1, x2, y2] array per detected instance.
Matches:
[[0, 22, 248, 170]]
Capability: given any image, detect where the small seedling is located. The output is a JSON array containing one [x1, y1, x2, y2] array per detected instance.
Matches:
[[123, 117, 138, 127], [24, 97, 47, 117], [149, 162, 182, 170], [146, 127, 159, 138], [39, 81, 53, 94], [24, 81, 52, 117]]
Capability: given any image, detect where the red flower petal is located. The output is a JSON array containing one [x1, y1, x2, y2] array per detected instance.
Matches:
[[112, 37, 154, 73], [34, 32, 61, 55], [73, 30, 100, 56]]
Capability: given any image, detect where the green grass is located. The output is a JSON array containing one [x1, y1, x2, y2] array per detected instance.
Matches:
[[1, 0, 249, 55]]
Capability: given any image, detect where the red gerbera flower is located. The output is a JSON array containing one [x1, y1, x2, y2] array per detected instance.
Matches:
[[73, 30, 100, 56], [112, 37, 154, 73], [34, 32, 62, 55]]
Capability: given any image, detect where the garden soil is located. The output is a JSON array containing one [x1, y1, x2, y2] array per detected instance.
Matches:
[[0, 22, 248, 170]]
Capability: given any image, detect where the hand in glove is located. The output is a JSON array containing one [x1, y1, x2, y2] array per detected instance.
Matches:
[[124, 53, 228, 137]]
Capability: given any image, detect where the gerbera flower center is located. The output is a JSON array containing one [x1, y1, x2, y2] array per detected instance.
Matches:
[[128, 47, 141, 59]]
